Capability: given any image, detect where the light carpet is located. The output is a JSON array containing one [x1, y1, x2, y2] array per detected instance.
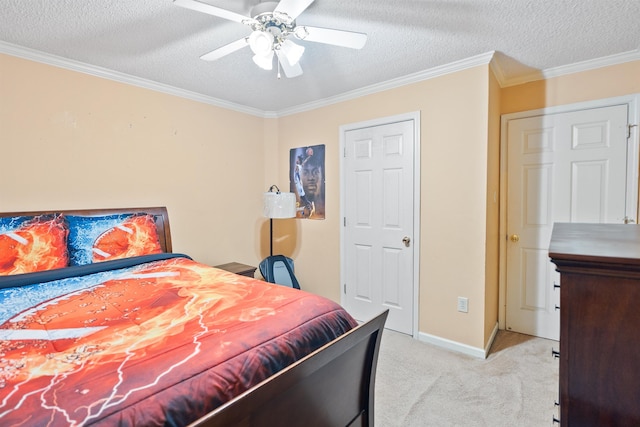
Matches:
[[375, 329, 559, 426]]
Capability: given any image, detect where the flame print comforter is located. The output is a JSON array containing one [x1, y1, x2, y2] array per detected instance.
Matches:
[[0, 254, 356, 426]]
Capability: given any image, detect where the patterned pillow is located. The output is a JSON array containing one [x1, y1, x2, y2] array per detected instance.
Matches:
[[66, 213, 163, 265], [0, 214, 69, 275]]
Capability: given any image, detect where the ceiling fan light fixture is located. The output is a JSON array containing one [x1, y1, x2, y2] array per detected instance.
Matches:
[[249, 30, 274, 56], [280, 39, 305, 66], [253, 50, 274, 70], [175, 0, 368, 79]]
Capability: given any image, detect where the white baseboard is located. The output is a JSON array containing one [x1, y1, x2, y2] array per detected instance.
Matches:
[[417, 322, 499, 359]]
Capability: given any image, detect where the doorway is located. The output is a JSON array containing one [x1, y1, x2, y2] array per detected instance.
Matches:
[[340, 112, 420, 336], [500, 95, 639, 340]]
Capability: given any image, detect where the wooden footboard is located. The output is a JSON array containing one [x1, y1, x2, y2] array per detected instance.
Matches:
[[190, 310, 389, 427]]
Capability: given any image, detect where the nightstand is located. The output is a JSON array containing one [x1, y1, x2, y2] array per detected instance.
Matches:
[[214, 262, 257, 278]]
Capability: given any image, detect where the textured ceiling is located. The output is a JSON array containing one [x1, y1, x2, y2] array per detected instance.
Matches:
[[1, 0, 639, 116]]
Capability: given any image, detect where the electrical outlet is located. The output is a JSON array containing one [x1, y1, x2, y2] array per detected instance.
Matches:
[[457, 297, 468, 313]]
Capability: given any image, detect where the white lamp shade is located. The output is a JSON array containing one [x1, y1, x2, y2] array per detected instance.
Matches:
[[263, 191, 297, 218]]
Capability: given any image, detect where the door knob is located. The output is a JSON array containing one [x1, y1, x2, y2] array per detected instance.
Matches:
[[402, 236, 411, 247], [510, 234, 520, 242]]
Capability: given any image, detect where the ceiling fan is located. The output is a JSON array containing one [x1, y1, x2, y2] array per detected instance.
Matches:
[[174, 0, 367, 78]]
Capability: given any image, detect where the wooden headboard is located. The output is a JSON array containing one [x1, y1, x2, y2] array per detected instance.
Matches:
[[0, 207, 172, 253]]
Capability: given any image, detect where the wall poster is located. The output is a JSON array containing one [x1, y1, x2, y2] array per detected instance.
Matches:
[[290, 144, 325, 219]]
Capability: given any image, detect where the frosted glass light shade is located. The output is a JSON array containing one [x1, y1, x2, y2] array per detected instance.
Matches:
[[249, 30, 274, 56], [253, 50, 274, 70], [280, 39, 305, 66], [263, 191, 296, 218]]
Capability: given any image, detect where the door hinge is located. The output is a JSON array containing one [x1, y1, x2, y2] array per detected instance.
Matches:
[[343, 283, 346, 294], [344, 146, 347, 157], [629, 124, 638, 139], [344, 217, 346, 227]]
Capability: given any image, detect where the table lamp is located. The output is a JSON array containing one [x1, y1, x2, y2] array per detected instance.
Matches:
[[263, 185, 296, 256]]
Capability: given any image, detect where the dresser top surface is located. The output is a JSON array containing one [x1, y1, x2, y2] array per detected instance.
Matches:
[[549, 223, 640, 265]]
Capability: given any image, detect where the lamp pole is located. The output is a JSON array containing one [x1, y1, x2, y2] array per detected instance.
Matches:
[[270, 218, 274, 256]]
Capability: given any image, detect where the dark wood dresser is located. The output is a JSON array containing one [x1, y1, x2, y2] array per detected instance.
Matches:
[[549, 223, 640, 426]]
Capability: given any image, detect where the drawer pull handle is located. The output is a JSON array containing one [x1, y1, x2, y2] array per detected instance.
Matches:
[[552, 348, 560, 359], [553, 416, 561, 424], [555, 305, 560, 311], [553, 282, 560, 289]]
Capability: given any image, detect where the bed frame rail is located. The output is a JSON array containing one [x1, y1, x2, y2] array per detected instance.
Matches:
[[190, 310, 388, 427]]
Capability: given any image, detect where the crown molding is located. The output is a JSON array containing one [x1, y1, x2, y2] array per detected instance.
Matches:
[[274, 51, 496, 117], [0, 41, 493, 118], [499, 49, 640, 88], [0, 41, 266, 118], [3, 39, 638, 117], [489, 56, 507, 86]]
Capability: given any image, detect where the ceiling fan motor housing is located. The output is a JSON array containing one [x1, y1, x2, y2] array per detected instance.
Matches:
[[250, 1, 279, 18], [250, 14, 296, 48]]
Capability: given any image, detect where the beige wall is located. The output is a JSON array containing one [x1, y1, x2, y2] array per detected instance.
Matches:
[[3, 51, 639, 352], [501, 60, 640, 114], [276, 66, 493, 349], [0, 54, 266, 267], [484, 69, 502, 344], [1, 54, 494, 349]]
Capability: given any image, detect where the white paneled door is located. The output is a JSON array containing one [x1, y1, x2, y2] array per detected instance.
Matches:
[[342, 117, 416, 335], [506, 103, 635, 340]]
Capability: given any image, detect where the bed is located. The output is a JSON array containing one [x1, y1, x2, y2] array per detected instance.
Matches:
[[0, 207, 387, 426]]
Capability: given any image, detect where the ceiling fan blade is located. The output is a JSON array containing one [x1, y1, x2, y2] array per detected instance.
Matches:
[[200, 38, 248, 61], [274, 0, 315, 21], [276, 50, 303, 78], [297, 26, 367, 49], [174, 0, 253, 24]]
